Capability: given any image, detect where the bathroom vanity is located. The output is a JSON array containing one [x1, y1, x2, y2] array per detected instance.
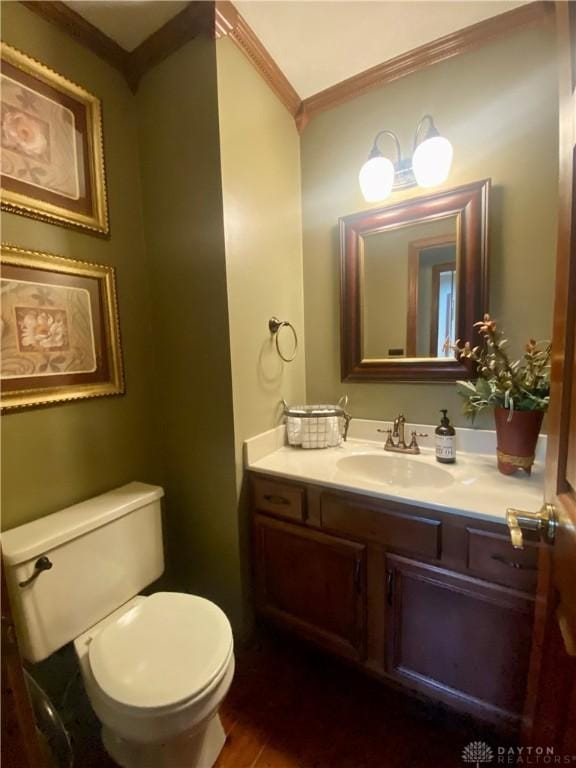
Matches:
[[247, 433, 544, 732]]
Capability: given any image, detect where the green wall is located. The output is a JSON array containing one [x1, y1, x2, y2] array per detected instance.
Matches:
[[216, 37, 306, 629], [136, 38, 242, 628], [1, 3, 160, 530], [0, 6, 296, 633], [301, 22, 559, 428], [0, 5, 560, 636], [216, 37, 306, 485]]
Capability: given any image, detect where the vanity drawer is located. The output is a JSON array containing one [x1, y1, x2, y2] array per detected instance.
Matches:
[[466, 528, 538, 592], [320, 494, 441, 560], [252, 477, 306, 522]]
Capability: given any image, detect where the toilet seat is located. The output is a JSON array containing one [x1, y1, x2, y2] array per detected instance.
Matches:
[[88, 592, 233, 711]]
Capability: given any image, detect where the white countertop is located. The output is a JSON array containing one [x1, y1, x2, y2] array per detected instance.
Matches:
[[246, 437, 545, 524]]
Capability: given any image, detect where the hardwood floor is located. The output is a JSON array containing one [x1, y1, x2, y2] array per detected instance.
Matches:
[[214, 629, 506, 768], [40, 628, 509, 767]]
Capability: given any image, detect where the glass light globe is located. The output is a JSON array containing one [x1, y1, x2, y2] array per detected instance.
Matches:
[[358, 155, 395, 202], [412, 136, 453, 188]]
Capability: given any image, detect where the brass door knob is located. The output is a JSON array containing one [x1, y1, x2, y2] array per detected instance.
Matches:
[[506, 503, 557, 550]]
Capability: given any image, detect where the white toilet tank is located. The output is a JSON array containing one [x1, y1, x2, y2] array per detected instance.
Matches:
[[2, 482, 165, 663]]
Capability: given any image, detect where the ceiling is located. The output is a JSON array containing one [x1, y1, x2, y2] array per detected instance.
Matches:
[[64, 0, 531, 98]]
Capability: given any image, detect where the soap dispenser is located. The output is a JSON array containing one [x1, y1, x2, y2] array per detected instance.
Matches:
[[435, 410, 456, 464]]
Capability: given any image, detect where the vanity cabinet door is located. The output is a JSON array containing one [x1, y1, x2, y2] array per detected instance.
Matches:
[[253, 514, 366, 661], [385, 555, 534, 728]]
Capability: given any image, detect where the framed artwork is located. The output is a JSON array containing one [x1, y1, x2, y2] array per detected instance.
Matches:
[[0, 43, 109, 235], [1, 244, 124, 411]]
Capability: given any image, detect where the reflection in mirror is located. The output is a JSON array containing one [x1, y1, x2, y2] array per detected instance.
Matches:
[[429, 258, 456, 357], [362, 217, 458, 360], [339, 179, 489, 382]]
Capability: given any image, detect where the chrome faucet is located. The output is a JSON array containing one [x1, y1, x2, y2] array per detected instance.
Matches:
[[378, 414, 428, 455], [393, 414, 406, 446]]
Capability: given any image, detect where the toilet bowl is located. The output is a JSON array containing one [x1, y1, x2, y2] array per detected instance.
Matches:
[[1, 482, 234, 768], [75, 592, 234, 768]]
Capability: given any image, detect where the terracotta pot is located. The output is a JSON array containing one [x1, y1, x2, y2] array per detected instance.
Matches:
[[494, 407, 544, 476]]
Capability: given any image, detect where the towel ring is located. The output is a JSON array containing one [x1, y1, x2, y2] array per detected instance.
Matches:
[[269, 317, 298, 362]]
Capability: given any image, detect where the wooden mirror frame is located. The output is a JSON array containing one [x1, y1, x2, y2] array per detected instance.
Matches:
[[339, 179, 490, 382]]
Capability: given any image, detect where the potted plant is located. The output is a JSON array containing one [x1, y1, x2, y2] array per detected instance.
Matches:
[[454, 314, 551, 476]]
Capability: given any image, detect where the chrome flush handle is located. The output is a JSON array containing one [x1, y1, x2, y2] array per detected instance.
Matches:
[[506, 503, 557, 550]]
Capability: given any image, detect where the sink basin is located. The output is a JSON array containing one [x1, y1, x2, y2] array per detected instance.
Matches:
[[336, 454, 454, 488]]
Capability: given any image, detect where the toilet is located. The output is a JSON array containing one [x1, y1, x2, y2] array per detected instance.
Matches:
[[2, 482, 234, 768]]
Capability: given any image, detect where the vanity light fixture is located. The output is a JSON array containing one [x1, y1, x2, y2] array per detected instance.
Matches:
[[359, 115, 453, 203]]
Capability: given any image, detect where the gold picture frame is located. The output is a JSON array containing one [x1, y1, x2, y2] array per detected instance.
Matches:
[[1, 244, 124, 411], [0, 43, 109, 235]]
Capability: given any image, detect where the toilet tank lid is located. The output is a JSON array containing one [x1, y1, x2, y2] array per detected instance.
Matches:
[[2, 482, 164, 566]]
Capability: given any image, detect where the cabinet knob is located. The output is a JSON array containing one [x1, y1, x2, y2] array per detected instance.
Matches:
[[263, 494, 290, 506], [386, 570, 394, 606], [354, 558, 362, 593]]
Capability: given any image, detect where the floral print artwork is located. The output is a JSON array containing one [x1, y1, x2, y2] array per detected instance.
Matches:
[[1, 75, 80, 200], [1, 45, 109, 235], [1, 278, 96, 378], [15, 308, 69, 352]]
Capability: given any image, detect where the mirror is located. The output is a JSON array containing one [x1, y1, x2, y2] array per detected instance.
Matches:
[[340, 180, 489, 381], [362, 216, 458, 360]]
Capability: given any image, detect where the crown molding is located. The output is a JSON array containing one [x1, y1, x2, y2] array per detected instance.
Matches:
[[215, 1, 300, 117], [18, 0, 553, 128], [19, 0, 296, 103], [126, 3, 213, 90], [19, 1, 212, 91], [298, 1, 554, 130], [20, 1, 129, 77]]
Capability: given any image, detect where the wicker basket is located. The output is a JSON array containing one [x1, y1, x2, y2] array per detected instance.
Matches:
[[283, 397, 351, 449]]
